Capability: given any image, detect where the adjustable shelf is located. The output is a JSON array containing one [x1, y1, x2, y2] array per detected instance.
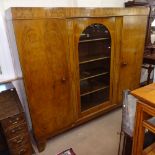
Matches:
[[80, 76, 110, 96], [80, 71, 109, 81], [79, 37, 110, 43], [79, 55, 110, 64], [80, 85, 109, 97], [81, 87, 110, 111]]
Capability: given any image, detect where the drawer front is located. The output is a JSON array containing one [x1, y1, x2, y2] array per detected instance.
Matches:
[[5, 123, 28, 140], [1, 114, 25, 129], [10, 144, 32, 155], [8, 134, 29, 149]]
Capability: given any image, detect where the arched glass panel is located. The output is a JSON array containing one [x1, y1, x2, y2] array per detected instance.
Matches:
[[78, 23, 111, 112]]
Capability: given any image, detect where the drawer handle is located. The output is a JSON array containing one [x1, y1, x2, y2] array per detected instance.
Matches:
[[19, 149, 26, 155], [121, 61, 128, 66], [9, 118, 20, 124], [12, 121, 18, 125], [11, 127, 22, 133], [62, 77, 66, 81], [16, 139, 23, 144], [14, 138, 23, 144]]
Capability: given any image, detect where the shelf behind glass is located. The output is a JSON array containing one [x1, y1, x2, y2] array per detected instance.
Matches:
[[80, 75, 110, 96], [80, 71, 109, 81], [81, 88, 110, 112], [78, 39, 111, 63], [79, 37, 110, 43], [78, 23, 111, 112], [81, 85, 109, 96], [79, 55, 110, 64], [80, 59, 110, 80]]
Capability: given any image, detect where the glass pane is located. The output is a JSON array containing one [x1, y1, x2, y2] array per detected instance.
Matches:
[[78, 23, 111, 112], [80, 59, 110, 80], [81, 88, 110, 111]]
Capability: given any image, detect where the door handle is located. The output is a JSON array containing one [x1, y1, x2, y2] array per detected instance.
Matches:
[[121, 62, 128, 66], [121, 60, 128, 66], [61, 77, 66, 83]]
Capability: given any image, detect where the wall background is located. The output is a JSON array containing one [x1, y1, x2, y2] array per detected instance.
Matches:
[[3, 0, 124, 9]]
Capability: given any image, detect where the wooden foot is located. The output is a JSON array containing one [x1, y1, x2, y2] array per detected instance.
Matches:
[[32, 131, 47, 152], [36, 140, 46, 152]]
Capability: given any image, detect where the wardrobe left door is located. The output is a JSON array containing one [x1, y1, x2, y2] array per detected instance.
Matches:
[[12, 19, 76, 143]]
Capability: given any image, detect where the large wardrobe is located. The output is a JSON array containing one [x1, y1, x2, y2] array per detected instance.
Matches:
[[6, 7, 149, 151]]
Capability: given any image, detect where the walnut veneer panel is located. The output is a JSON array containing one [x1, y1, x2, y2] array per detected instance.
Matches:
[[118, 15, 148, 103], [6, 7, 150, 20], [5, 7, 149, 152], [12, 19, 75, 142]]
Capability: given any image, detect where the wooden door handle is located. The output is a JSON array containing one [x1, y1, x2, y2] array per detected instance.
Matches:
[[121, 61, 128, 66], [61, 77, 66, 82]]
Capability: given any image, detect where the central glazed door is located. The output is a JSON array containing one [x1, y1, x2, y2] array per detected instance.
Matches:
[[72, 17, 120, 119], [12, 19, 76, 141]]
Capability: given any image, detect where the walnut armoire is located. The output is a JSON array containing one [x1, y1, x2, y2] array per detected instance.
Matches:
[[6, 7, 149, 151]]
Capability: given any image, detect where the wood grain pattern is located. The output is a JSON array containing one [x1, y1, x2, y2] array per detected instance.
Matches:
[[131, 83, 155, 107], [132, 102, 146, 155], [118, 15, 148, 103], [6, 7, 150, 20], [13, 19, 75, 141], [5, 7, 149, 151], [112, 17, 123, 105], [71, 17, 116, 118], [143, 142, 155, 155]]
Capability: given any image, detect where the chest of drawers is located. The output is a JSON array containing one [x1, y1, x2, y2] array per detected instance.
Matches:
[[0, 82, 32, 155]]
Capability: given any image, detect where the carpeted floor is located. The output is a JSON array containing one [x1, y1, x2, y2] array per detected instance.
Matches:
[[35, 108, 122, 155]]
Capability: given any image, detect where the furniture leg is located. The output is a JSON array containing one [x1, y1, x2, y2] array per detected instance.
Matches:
[[132, 103, 145, 155], [33, 133, 47, 152], [36, 139, 47, 152]]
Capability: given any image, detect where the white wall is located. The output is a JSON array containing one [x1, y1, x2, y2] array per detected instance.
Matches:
[[0, 1, 15, 81], [3, 0, 124, 9], [77, 0, 124, 7], [3, 0, 76, 9]]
